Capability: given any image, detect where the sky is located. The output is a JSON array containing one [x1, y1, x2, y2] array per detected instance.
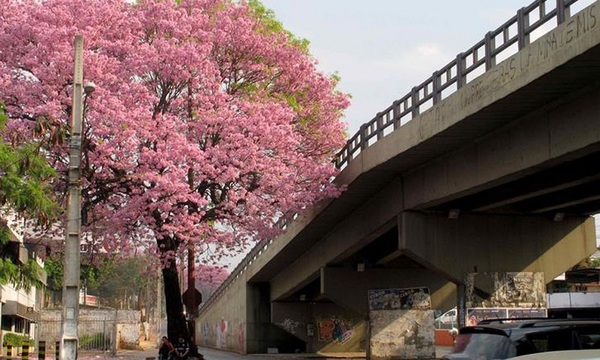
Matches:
[[259, 0, 595, 135]]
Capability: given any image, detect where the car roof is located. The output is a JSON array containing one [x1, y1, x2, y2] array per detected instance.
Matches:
[[467, 318, 600, 328], [459, 318, 600, 338], [510, 349, 600, 360]]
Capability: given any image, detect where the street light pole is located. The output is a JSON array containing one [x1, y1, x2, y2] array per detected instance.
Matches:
[[61, 34, 84, 360]]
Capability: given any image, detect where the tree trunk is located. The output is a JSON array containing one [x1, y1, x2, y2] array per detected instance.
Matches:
[[162, 258, 189, 343]]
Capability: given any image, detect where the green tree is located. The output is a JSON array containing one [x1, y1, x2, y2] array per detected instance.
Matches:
[[0, 103, 60, 289], [91, 256, 155, 309], [44, 252, 158, 310]]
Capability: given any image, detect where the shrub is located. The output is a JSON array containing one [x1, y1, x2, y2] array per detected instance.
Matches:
[[3, 333, 31, 347], [79, 332, 106, 350]]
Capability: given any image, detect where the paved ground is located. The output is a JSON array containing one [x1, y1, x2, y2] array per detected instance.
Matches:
[[4, 342, 451, 360], [1, 347, 453, 360], [75, 345, 453, 360]]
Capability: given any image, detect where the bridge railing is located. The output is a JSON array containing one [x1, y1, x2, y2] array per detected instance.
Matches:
[[334, 0, 581, 169], [198, 0, 586, 314]]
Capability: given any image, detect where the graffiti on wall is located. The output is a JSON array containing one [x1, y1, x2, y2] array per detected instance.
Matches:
[[466, 272, 546, 308], [201, 322, 210, 345], [368, 287, 431, 311], [216, 318, 228, 348], [237, 320, 245, 351], [370, 310, 435, 359], [278, 318, 302, 335], [200, 318, 243, 351], [316, 317, 354, 343], [369, 288, 435, 359]]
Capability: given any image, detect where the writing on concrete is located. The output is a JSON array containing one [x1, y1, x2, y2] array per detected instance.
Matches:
[[463, 3, 598, 108]]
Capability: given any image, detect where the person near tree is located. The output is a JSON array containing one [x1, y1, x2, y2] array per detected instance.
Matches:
[[174, 336, 190, 359], [158, 336, 175, 360]]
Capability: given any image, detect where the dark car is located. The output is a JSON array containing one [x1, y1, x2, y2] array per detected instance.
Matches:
[[443, 318, 600, 360]]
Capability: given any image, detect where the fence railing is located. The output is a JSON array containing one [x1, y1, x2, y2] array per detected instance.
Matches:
[[37, 319, 116, 355], [199, 0, 588, 314], [334, 0, 583, 169]]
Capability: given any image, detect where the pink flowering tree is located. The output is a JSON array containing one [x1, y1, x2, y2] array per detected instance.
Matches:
[[0, 0, 349, 342], [195, 264, 230, 300]]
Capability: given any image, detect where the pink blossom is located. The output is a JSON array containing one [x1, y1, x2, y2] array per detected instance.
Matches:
[[0, 0, 349, 267]]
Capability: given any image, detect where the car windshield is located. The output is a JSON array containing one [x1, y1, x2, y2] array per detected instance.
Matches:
[[448, 332, 517, 360]]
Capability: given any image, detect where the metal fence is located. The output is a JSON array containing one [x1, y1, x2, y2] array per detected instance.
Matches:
[[37, 319, 116, 355]]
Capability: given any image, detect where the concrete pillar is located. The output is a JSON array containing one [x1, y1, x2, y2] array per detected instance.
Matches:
[[246, 283, 270, 353]]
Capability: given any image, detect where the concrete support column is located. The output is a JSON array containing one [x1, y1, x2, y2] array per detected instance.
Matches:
[[457, 283, 466, 328], [246, 283, 270, 353]]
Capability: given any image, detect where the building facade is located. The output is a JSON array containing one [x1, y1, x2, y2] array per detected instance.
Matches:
[[0, 214, 46, 353]]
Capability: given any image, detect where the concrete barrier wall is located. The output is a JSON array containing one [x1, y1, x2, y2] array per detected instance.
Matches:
[[37, 309, 140, 349], [272, 302, 366, 353], [196, 276, 247, 353]]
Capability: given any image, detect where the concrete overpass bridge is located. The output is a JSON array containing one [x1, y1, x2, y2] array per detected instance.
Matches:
[[196, 0, 600, 356]]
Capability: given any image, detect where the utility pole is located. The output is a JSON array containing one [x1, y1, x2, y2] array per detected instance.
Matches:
[[61, 35, 94, 360]]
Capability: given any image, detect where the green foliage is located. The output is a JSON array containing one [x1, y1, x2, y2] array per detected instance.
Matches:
[[45, 253, 155, 309], [0, 257, 19, 285], [92, 256, 151, 305], [248, 0, 310, 53], [0, 144, 60, 223], [0, 102, 59, 289], [0, 257, 44, 290], [0, 102, 60, 223], [0, 226, 10, 245], [572, 257, 593, 270], [18, 258, 45, 290], [79, 332, 105, 349], [44, 254, 110, 293], [3, 333, 31, 347], [571, 255, 600, 270], [246, 1, 347, 131], [44, 256, 64, 292]]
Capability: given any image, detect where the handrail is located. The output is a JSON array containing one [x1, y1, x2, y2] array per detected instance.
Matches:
[[334, 0, 576, 169], [198, 0, 583, 314]]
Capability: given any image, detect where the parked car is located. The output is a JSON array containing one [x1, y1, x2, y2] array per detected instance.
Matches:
[[510, 349, 600, 359], [435, 308, 458, 329], [443, 318, 600, 360]]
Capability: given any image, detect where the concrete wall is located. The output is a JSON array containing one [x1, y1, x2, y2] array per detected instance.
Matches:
[[37, 309, 140, 349], [270, 178, 403, 302], [368, 288, 435, 360], [401, 212, 597, 282], [271, 302, 366, 353], [197, 273, 315, 355], [196, 274, 247, 353], [321, 267, 455, 315], [404, 85, 600, 211]]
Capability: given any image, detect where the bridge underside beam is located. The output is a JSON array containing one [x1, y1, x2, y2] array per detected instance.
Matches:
[[320, 267, 456, 316], [399, 211, 597, 283]]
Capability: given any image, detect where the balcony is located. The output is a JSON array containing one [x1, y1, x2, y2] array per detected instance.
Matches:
[[2, 300, 38, 321]]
